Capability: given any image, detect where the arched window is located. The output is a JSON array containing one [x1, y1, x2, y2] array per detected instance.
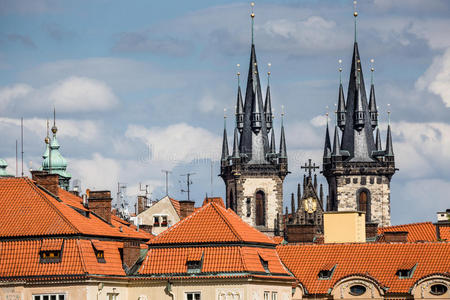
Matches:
[[255, 190, 265, 226], [357, 189, 370, 222]]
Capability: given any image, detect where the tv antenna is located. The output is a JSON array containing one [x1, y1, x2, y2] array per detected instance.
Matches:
[[180, 173, 195, 201], [161, 169, 172, 196]]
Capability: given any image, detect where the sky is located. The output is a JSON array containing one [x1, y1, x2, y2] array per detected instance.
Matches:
[[1, 0, 450, 225]]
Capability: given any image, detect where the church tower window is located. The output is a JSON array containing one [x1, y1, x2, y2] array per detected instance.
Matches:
[[255, 191, 265, 226]]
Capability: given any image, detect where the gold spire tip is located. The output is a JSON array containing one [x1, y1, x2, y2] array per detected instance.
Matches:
[[251, 2, 255, 18], [353, 1, 358, 17]]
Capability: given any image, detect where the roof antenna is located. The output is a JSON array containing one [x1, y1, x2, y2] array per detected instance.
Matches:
[[353, 1, 358, 43], [15, 140, 18, 177], [21, 117, 24, 177], [250, 2, 255, 44], [161, 169, 172, 196]]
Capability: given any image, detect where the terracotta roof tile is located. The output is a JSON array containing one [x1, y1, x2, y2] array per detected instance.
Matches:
[[169, 197, 181, 216], [438, 224, 450, 241], [202, 197, 225, 207], [150, 202, 275, 245], [277, 242, 450, 294], [378, 222, 437, 242]]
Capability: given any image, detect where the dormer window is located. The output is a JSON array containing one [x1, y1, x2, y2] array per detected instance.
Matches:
[[39, 239, 63, 263], [186, 250, 203, 274], [258, 251, 270, 273], [91, 240, 106, 263], [396, 262, 417, 279], [318, 263, 336, 279]]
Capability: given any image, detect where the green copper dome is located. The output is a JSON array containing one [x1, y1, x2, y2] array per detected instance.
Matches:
[[0, 159, 12, 177]]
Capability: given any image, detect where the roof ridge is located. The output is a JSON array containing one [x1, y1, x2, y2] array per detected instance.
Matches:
[[25, 178, 80, 234], [381, 221, 433, 229], [210, 203, 243, 242]]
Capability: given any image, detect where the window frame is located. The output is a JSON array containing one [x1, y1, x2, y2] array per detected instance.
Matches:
[[185, 291, 201, 300], [430, 283, 448, 296], [33, 294, 66, 300]]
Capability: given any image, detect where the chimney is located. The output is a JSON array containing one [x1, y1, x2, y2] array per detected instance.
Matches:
[[137, 195, 147, 215], [31, 171, 59, 196], [123, 239, 141, 269], [179, 200, 195, 219], [366, 222, 378, 239], [383, 231, 408, 243], [88, 190, 112, 224]]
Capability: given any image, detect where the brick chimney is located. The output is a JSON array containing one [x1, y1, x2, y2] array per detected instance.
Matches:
[[383, 231, 408, 243], [123, 239, 141, 269], [137, 195, 147, 215], [88, 190, 112, 224], [179, 200, 195, 219], [366, 222, 379, 239], [31, 171, 59, 196]]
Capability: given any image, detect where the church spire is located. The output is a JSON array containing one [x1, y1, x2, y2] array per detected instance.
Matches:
[[236, 64, 244, 133], [232, 127, 240, 159], [385, 108, 394, 157], [279, 107, 287, 160], [270, 121, 276, 154], [323, 112, 332, 162], [221, 110, 229, 163], [375, 127, 382, 151], [264, 63, 273, 132], [332, 112, 341, 157], [368, 59, 378, 130], [337, 60, 346, 130]]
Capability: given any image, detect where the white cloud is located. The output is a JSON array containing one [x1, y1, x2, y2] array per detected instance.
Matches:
[[0, 76, 118, 114], [49, 77, 118, 112], [310, 114, 327, 127], [416, 48, 450, 107], [125, 123, 222, 164], [0, 117, 102, 142]]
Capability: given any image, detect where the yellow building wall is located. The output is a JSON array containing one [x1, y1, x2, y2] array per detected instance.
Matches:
[[324, 211, 366, 243]]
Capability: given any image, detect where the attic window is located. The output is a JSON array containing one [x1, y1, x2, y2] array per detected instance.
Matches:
[[258, 252, 270, 273], [396, 263, 417, 279], [430, 284, 448, 296], [186, 250, 203, 274], [39, 239, 63, 263], [318, 263, 336, 280], [91, 240, 106, 263]]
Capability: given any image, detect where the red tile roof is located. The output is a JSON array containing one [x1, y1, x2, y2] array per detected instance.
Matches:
[[438, 223, 450, 241], [0, 177, 151, 240], [0, 238, 126, 279], [277, 242, 450, 294], [169, 197, 181, 216], [378, 222, 437, 242], [150, 202, 275, 245]]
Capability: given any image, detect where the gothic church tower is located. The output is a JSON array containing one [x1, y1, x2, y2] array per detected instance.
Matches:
[[322, 9, 396, 227], [220, 4, 288, 236]]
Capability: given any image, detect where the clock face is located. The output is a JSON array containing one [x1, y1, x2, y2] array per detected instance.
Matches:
[[303, 197, 317, 213]]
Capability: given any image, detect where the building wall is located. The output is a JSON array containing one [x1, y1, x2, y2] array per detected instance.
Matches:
[[137, 196, 180, 235], [226, 175, 283, 235], [324, 211, 366, 243], [335, 175, 391, 227]]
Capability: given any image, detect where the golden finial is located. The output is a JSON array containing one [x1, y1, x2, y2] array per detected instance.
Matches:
[[251, 2, 255, 44], [51, 107, 57, 135], [353, 1, 358, 17], [387, 103, 391, 125], [45, 119, 50, 144], [370, 58, 375, 84], [236, 63, 241, 86], [267, 62, 271, 85], [338, 59, 343, 83]]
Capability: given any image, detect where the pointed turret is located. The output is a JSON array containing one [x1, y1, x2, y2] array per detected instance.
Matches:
[[236, 85, 244, 133], [337, 83, 346, 130], [279, 120, 287, 161], [221, 118, 229, 165], [375, 127, 382, 151], [369, 65, 378, 130], [332, 125, 341, 157], [385, 124, 394, 157], [323, 121, 332, 163], [264, 67, 273, 132], [232, 127, 240, 159], [291, 193, 295, 214], [270, 125, 276, 154]]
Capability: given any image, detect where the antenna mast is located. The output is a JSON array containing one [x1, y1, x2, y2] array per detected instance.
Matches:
[[15, 140, 18, 177], [161, 169, 172, 196], [180, 173, 195, 201], [21, 117, 24, 177]]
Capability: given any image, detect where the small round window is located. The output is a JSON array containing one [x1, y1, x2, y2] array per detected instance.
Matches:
[[430, 284, 447, 296], [349, 285, 366, 296]]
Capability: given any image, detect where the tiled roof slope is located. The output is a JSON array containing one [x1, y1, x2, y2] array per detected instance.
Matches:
[[378, 222, 437, 242], [0, 238, 126, 280], [169, 197, 181, 216], [150, 202, 275, 245], [0, 178, 78, 237], [438, 223, 450, 240], [0, 177, 151, 240], [277, 242, 450, 294], [138, 246, 290, 277]]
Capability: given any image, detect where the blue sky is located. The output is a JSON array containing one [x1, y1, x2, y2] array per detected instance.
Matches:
[[1, 0, 450, 225]]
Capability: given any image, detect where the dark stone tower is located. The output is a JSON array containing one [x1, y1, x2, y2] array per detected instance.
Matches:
[[322, 14, 396, 227], [220, 10, 288, 236]]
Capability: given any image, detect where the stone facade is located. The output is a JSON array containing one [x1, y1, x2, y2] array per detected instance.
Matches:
[[331, 175, 391, 227], [224, 171, 284, 236]]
